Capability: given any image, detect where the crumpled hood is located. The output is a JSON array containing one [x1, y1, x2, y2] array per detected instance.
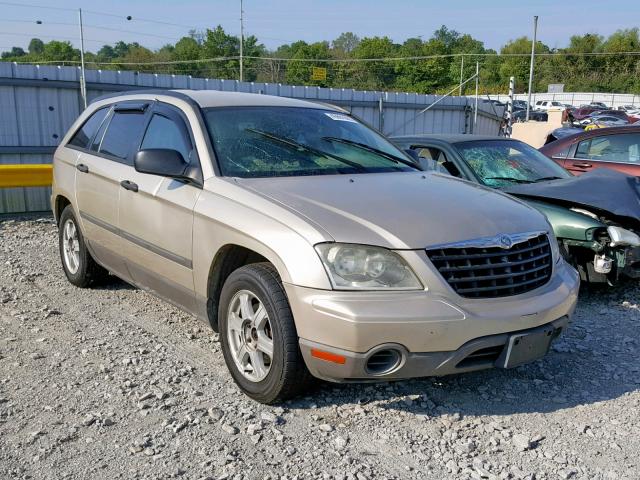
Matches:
[[503, 169, 640, 227], [238, 172, 549, 249]]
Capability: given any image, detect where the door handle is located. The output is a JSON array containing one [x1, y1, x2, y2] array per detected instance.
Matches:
[[76, 163, 89, 173], [572, 162, 593, 168], [120, 180, 139, 192]]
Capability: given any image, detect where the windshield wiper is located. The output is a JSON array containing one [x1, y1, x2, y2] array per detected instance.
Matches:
[[321, 136, 420, 170], [483, 176, 535, 184], [246, 128, 366, 172], [533, 176, 564, 182]]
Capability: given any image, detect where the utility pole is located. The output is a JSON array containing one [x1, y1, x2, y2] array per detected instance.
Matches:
[[78, 8, 87, 110], [239, 0, 244, 82], [525, 15, 538, 122], [459, 56, 464, 96], [474, 61, 479, 129]]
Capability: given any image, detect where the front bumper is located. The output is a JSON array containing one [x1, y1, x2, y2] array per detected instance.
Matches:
[[300, 316, 568, 382], [285, 260, 579, 382]]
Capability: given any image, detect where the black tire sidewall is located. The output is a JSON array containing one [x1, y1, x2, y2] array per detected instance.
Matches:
[[58, 206, 90, 286], [218, 266, 291, 403]]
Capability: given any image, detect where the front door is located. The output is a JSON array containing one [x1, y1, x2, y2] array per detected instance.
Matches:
[[117, 103, 202, 315], [74, 103, 150, 281]]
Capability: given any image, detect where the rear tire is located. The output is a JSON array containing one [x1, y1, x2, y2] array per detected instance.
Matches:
[[218, 263, 313, 404], [58, 205, 109, 287]]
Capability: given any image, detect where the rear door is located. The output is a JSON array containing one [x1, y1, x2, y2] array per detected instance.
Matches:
[[117, 102, 203, 315], [74, 102, 150, 279], [565, 132, 640, 176]]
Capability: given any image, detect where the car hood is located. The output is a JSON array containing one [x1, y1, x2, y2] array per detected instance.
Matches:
[[237, 172, 549, 249], [502, 169, 640, 228]]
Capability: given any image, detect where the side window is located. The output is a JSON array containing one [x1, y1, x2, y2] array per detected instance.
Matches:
[[140, 113, 192, 163], [415, 147, 458, 176], [575, 134, 640, 163], [99, 111, 148, 161], [68, 107, 108, 148]]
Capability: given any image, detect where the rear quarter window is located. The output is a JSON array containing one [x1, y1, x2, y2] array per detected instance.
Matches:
[[68, 107, 109, 148]]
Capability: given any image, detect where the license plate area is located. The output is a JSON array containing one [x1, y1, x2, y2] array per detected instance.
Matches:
[[502, 326, 556, 368]]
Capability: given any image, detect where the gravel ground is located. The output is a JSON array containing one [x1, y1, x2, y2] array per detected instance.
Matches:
[[1, 216, 639, 480]]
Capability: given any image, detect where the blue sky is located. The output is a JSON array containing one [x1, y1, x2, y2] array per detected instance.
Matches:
[[1, 0, 638, 53]]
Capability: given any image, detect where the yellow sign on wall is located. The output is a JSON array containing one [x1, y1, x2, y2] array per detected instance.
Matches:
[[311, 66, 327, 81]]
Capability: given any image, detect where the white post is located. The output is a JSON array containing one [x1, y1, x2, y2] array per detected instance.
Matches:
[[507, 76, 515, 137], [78, 8, 87, 110], [239, 0, 244, 82], [526, 15, 538, 122], [474, 61, 479, 129]]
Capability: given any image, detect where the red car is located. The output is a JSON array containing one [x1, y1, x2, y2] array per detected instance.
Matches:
[[539, 125, 640, 177]]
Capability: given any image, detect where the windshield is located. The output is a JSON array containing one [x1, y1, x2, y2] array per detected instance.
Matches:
[[204, 106, 417, 178], [454, 140, 571, 187]]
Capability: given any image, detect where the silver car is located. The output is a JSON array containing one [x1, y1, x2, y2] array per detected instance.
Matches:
[[51, 90, 580, 403]]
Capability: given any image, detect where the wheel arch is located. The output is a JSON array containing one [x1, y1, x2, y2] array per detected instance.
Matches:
[[54, 194, 72, 225], [205, 243, 286, 332]]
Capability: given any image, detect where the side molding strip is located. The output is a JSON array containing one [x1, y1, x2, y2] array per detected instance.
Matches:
[[80, 211, 193, 269]]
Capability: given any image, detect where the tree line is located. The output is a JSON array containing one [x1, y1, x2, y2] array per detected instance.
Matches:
[[2, 25, 640, 94]]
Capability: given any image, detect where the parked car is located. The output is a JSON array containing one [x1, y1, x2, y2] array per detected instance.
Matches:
[[589, 102, 608, 109], [539, 125, 640, 177], [617, 105, 637, 112], [580, 114, 630, 127], [393, 135, 640, 285], [572, 106, 601, 120], [535, 100, 564, 111], [585, 110, 638, 124], [512, 100, 529, 111], [51, 90, 579, 403], [513, 109, 548, 122]]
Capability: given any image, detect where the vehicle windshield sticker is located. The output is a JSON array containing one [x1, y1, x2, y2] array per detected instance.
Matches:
[[324, 112, 358, 123]]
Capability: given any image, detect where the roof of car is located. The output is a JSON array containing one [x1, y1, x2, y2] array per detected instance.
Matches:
[[392, 134, 513, 145], [93, 89, 339, 110], [539, 124, 640, 152]]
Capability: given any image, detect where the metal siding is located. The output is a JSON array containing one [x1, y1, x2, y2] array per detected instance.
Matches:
[[0, 61, 503, 213]]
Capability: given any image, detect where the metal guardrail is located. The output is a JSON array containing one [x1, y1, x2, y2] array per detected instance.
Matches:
[[0, 164, 53, 188]]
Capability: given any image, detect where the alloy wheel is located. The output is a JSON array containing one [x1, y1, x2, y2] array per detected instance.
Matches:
[[226, 289, 274, 382]]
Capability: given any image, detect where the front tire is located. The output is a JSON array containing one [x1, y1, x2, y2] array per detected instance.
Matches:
[[58, 205, 108, 287], [218, 263, 312, 403]]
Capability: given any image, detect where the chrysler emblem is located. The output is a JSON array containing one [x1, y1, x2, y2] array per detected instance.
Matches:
[[499, 234, 513, 249]]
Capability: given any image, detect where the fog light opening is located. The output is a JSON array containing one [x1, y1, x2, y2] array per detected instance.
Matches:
[[365, 349, 402, 375]]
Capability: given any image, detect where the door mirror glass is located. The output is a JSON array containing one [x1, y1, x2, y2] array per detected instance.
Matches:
[[134, 149, 188, 179]]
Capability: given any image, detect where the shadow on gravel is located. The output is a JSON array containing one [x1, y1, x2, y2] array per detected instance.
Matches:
[[288, 283, 640, 417]]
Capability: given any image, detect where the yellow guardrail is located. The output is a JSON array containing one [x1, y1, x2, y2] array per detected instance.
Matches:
[[0, 164, 53, 188]]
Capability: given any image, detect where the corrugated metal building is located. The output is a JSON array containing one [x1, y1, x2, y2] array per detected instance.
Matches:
[[0, 62, 504, 213]]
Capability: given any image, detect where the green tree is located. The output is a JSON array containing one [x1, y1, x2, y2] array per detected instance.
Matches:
[[28, 38, 44, 55], [1, 47, 26, 59]]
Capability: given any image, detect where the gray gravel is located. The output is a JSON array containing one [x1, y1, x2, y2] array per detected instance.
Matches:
[[1, 216, 639, 480]]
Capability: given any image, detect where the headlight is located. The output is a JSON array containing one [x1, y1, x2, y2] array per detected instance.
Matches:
[[608, 226, 640, 247], [315, 243, 423, 290]]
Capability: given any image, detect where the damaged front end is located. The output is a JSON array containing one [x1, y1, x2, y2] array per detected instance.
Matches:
[[502, 170, 640, 285], [535, 202, 640, 284]]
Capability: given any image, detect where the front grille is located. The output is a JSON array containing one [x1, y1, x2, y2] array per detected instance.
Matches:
[[426, 233, 552, 298]]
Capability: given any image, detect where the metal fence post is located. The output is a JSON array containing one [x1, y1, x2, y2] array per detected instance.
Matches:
[[506, 76, 514, 137]]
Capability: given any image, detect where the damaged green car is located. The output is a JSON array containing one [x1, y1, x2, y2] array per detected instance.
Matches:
[[392, 135, 640, 284]]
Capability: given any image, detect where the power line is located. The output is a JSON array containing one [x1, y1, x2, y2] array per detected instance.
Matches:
[[0, 19, 183, 41], [0, 31, 115, 44]]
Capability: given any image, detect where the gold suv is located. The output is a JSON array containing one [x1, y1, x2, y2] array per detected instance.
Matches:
[[52, 90, 580, 403]]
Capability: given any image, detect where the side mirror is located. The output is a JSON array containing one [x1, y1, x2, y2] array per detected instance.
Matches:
[[134, 149, 188, 179]]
